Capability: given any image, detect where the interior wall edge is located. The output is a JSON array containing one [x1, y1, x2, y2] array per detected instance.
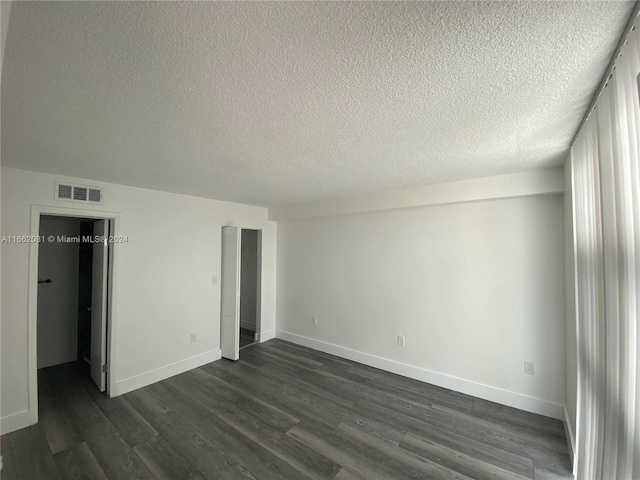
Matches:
[[276, 329, 565, 420], [269, 167, 564, 221]]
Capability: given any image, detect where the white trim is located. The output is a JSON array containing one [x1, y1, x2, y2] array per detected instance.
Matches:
[[27, 205, 122, 426], [276, 330, 565, 420], [37, 350, 78, 370], [240, 321, 257, 331], [269, 168, 564, 221], [255, 229, 263, 341], [564, 406, 578, 476], [0, 410, 31, 436], [115, 349, 221, 396], [258, 329, 276, 343], [220, 226, 266, 347]]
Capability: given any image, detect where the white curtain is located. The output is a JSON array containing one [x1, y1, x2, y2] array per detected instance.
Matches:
[[571, 17, 639, 480]]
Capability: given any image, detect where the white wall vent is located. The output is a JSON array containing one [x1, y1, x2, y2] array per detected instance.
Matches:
[[88, 188, 102, 203], [57, 184, 72, 200], [73, 186, 88, 201], [55, 182, 103, 205]]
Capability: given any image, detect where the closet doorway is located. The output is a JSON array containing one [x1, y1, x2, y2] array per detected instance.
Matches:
[[220, 227, 262, 360], [36, 215, 111, 392], [26, 206, 120, 426]]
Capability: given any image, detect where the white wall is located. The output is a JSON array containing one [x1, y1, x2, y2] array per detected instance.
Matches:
[[276, 193, 566, 418], [240, 229, 258, 331], [563, 160, 578, 461], [0, 167, 277, 433], [37, 216, 80, 369], [0, 0, 10, 447]]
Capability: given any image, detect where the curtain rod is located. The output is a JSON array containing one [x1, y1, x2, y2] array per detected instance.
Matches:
[[570, 1, 640, 147]]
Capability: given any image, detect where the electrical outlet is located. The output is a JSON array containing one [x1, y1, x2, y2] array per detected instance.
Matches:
[[524, 361, 535, 375], [311, 316, 318, 326], [397, 335, 405, 347], [212, 276, 218, 285], [190, 333, 197, 344]]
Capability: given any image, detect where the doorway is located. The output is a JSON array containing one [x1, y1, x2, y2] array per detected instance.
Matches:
[[220, 227, 262, 360], [239, 229, 259, 349], [26, 206, 120, 426], [36, 215, 111, 397]]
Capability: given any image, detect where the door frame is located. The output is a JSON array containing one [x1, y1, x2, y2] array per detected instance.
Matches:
[[27, 205, 121, 426], [220, 226, 263, 353], [254, 228, 263, 341]]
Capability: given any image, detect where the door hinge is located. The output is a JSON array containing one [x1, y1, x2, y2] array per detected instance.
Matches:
[[101, 364, 107, 373]]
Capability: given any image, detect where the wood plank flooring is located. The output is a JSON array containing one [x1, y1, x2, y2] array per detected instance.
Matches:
[[1, 339, 573, 480]]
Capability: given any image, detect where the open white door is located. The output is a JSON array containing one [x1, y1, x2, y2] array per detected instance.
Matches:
[[90, 220, 109, 391], [221, 226, 241, 360]]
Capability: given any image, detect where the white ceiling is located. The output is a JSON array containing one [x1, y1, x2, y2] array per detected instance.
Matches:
[[1, 1, 634, 206]]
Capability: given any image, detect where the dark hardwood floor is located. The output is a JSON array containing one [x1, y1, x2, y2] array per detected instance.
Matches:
[[1, 339, 573, 480]]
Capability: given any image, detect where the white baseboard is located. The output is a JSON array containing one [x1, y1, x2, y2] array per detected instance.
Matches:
[[1, 410, 31, 435], [564, 406, 578, 476], [276, 330, 565, 420], [240, 320, 257, 331], [38, 350, 78, 370], [258, 329, 276, 343], [115, 349, 221, 396]]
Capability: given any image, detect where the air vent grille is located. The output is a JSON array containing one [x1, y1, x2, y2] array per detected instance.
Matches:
[[88, 189, 102, 203], [58, 184, 72, 199], [55, 182, 104, 205], [73, 187, 88, 201]]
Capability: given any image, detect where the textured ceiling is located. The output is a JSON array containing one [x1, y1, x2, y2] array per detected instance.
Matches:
[[1, 1, 634, 206]]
